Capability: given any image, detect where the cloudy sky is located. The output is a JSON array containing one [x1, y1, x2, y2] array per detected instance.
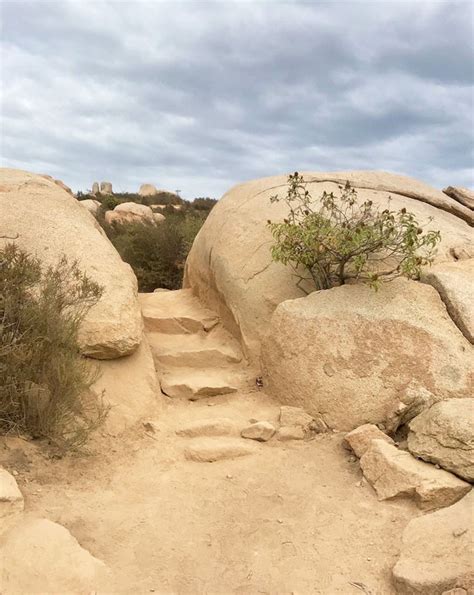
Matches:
[[1, 0, 473, 199]]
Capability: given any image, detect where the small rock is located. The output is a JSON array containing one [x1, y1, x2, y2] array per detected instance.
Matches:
[[343, 423, 395, 458], [360, 440, 471, 510], [277, 426, 305, 441], [12, 470, 18, 476], [0, 467, 24, 523], [241, 421, 276, 442], [176, 418, 240, 438], [184, 438, 257, 462], [393, 492, 473, 594]]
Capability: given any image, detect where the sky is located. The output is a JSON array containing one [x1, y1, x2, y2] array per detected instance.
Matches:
[[1, 0, 473, 199]]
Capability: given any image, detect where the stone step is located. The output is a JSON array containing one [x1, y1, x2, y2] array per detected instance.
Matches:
[[147, 332, 242, 368], [160, 369, 238, 400], [139, 290, 219, 334], [183, 437, 258, 462]]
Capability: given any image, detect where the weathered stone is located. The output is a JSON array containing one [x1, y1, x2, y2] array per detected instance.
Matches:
[[408, 399, 474, 482], [422, 259, 474, 344], [277, 426, 306, 441], [160, 370, 238, 400], [138, 183, 158, 196], [343, 424, 395, 458], [443, 186, 474, 210], [393, 492, 474, 594], [184, 171, 474, 363], [0, 169, 143, 359], [92, 181, 100, 195], [0, 468, 24, 530], [176, 418, 240, 438], [262, 279, 472, 430], [100, 181, 113, 194], [79, 198, 101, 216], [241, 421, 276, 442], [184, 438, 257, 462], [360, 440, 471, 510], [0, 518, 111, 593], [113, 202, 155, 223]]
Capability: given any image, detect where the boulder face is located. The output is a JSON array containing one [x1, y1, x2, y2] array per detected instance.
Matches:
[[107, 202, 154, 225], [392, 491, 474, 594], [139, 183, 158, 196], [79, 198, 101, 216], [408, 399, 474, 482], [184, 171, 474, 362], [0, 168, 143, 359], [261, 278, 473, 430], [100, 181, 113, 194], [443, 186, 474, 210]]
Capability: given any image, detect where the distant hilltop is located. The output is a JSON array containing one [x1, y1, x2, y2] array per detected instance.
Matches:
[[90, 181, 181, 202]]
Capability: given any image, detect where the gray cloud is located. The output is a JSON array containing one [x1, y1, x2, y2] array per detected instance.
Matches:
[[1, 0, 473, 198]]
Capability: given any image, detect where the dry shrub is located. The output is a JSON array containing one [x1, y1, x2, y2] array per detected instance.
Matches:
[[0, 244, 109, 451]]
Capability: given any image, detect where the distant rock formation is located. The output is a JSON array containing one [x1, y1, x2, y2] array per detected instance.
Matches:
[[105, 202, 165, 225], [92, 182, 100, 195], [100, 181, 113, 194], [139, 183, 158, 196]]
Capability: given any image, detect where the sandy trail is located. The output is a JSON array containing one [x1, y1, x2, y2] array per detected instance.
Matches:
[[5, 390, 419, 595]]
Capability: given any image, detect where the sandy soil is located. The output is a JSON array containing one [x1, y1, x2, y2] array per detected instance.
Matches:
[[1, 389, 420, 594]]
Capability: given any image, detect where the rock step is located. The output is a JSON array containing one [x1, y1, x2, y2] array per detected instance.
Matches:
[[176, 418, 241, 438], [160, 369, 239, 400], [147, 332, 242, 368], [184, 437, 258, 462], [139, 290, 219, 334]]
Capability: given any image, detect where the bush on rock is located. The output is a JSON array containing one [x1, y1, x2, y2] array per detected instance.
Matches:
[[0, 244, 109, 450], [268, 173, 441, 291]]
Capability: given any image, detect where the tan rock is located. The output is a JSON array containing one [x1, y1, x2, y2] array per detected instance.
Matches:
[[0, 518, 112, 593], [176, 418, 240, 438], [261, 279, 473, 430], [408, 399, 474, 482], [277, 426, 306, 441], [0, 468, 24, 532], [279, 405, 327, 434], [392, 492, 474, 594], [184, 171, 474, 362], [422, 259, 474, 344], [100, 181, 113, 194], [79, 198, 101, 216], [153, 212, 166, 223], [114, 201, 154, 223], [343, 424, 395, 458], [139, 183, 158, 196], [160, 370, 238, 400], [184, 438, 257, 462], [0, 168, 143, 359], [92, 181, 100, 195], [360, 439, 471, 510], [241, 421, 276, 442], [443, 186, 474, 210], [90, 334, 161, 435]]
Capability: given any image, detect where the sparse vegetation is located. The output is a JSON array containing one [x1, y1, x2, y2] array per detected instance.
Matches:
[[0, 244, 109, 450], [268, 172, 441, 291]]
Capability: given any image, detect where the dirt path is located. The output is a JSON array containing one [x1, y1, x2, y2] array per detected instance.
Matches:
[[2, 290, 420, 593]]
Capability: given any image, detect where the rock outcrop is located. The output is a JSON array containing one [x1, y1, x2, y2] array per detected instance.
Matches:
[[422, 259, 474, 344], [184, 171, 474, 362], [139, 183, 158, 196], [408, 399, 474, 482], [360, 440, 471, 510], [105, 202, 155, 225], [39, 174, 73, 196], [392, 492, 474, 594], [79, 198, 101, 216], [92, 181, 100, 195], [0, 518, 111, 593], [343, 424, 395, 458], [443, 186, 474, 210], [261, 278, 473, 430], [0, 168, 143, 359], [100, 181, 113, 194]]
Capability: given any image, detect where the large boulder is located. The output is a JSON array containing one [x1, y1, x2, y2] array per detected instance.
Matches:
[[138, 183, 158, 196], [408, 399, 474, 482], [392, 492, 474, 594], [184, 171, 473, 362], [79, 198, 101, 216], [0, 168, 143, 359], [100, 181, 113, 194], [92, 181, 100, 195], [422, 259, 474, 344], [106, 202, 154, 225], [443, 186, 474, 210], [0, 518, 112, 593], [261, 278, 473, 430]]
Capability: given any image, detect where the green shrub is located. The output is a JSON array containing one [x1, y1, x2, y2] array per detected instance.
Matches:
[[0, 244, 108, 450], [102, 213, 206, 291], [268, 173, 441, 291]]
